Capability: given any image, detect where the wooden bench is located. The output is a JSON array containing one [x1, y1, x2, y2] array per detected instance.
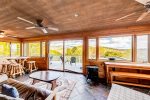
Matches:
[[110, 72, 150, 88]]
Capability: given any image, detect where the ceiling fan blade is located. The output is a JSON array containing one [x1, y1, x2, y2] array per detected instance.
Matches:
[[41, 28, 48, 34], [135, 0, 149, 5], [7, 35, 17, 38], [136, 10, 150, 21], [115, 12, 136, 21], [17, 17, 35, 25], [25, 26, 36, 29], [48, 27, 59, 31]]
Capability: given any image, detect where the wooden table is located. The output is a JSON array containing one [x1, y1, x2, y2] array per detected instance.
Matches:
[[29, 71, 60, 90], [105, 62, 150, 83], [5, 56, 29, 62], [5, 57, 29, 67]]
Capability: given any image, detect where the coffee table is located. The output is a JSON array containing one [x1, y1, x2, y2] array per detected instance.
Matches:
[[29, 71, 60, 90]]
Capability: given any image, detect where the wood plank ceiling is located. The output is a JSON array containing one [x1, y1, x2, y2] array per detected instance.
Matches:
[[0, 0, 150, 38]]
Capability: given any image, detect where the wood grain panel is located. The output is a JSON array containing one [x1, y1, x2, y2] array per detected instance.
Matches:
[[1, 0, 150, 38]]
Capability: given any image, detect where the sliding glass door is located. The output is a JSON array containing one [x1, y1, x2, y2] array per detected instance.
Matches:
[[49, 41, 63, 71], [49, 39, 83, 73], [64, 40, 83, 73]]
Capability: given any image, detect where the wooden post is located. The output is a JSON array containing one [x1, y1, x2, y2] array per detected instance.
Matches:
[[132, 35, 137, 62], [83, 36, 87, 75], [45, 40, 49, 70], [148, 35, 150, 63], [96, 37, 99, 60]]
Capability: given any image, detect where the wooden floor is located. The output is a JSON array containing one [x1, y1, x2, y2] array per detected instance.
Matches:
[[16, 71, 150, 100]]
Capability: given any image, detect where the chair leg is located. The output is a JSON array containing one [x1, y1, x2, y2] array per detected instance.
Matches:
[[1, 65, 4, 73], [30, 63, 33, 73]]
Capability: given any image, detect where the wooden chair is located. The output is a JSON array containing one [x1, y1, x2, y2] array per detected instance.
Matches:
[[9, 60, 25, 78], [0, 59, 11, 75], [1, 64, 8, 74], [27, 61, 38, 73], [18, 59, 26, 67]]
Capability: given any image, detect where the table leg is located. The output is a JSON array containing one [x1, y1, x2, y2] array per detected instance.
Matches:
[[32, 79, 40, 85], [51, 80, 57, 90], [106, 66, 109, 84]]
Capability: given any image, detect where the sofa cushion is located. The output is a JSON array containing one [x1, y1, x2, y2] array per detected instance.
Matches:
[[2, 84, 19, 98]]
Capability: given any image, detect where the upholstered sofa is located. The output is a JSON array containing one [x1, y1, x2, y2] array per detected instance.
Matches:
[[0, 74, 54, 100], [0, 74, 76, 100]]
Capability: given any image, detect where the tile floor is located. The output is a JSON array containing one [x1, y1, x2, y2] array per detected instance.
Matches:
[[16, 71, 150, 100]]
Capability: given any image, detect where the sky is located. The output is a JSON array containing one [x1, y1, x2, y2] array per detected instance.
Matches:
[[99, 35, 148, 49], [49, 35, 148, 49]]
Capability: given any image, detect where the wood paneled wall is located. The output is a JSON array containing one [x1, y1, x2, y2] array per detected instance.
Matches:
[[20, 24, 150, 77], [26, 57, 47, 70], [0, 37, 21, 42]]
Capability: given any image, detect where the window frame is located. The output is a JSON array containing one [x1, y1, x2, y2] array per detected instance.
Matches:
[[23, 41, 46, 57], [98, 35, 133, 61]]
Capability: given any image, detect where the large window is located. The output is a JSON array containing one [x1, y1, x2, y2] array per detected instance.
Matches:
[[0, 42, 10, 57], [29, 42, 40, 57], [88, 39, 96, 59], [136, 35, 148, 63], [11, 43, 20, 57], [24, 42, 41, 57], [99, 36, 132, 60]]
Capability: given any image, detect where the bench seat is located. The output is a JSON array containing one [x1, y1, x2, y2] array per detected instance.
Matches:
[[110, 72, 150, 88]]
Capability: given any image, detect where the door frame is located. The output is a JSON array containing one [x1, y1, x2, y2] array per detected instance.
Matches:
[[48, 39, 83, 74]]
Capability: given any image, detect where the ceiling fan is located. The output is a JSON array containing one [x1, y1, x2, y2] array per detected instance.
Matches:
[[116, 0, 150, 22], [17, 17, 59, 34], [0, 31, 17, 38]]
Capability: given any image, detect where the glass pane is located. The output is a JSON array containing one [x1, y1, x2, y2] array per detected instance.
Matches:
[[64, 40, 83, 73], [42, 42, 45, 57], [11, 43, 20, 57], [0, 42, 10, 57], [49, 41, 63, 70], [88, 39, 96, 59], [137, 35, 148, 63], [99, 36, 132, 60], [29, 42, 40, 57]]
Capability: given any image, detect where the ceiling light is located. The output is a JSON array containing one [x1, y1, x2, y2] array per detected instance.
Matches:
[[74, 13, 79, 17]]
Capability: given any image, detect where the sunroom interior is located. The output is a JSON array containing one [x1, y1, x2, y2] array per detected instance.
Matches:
[[0, 0, 150, 100]]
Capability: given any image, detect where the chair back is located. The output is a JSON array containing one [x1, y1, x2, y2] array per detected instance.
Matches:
[[70, 57, 76, 63]]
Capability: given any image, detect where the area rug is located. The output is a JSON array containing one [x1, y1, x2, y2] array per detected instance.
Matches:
[[23, 78, 76, 100]]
